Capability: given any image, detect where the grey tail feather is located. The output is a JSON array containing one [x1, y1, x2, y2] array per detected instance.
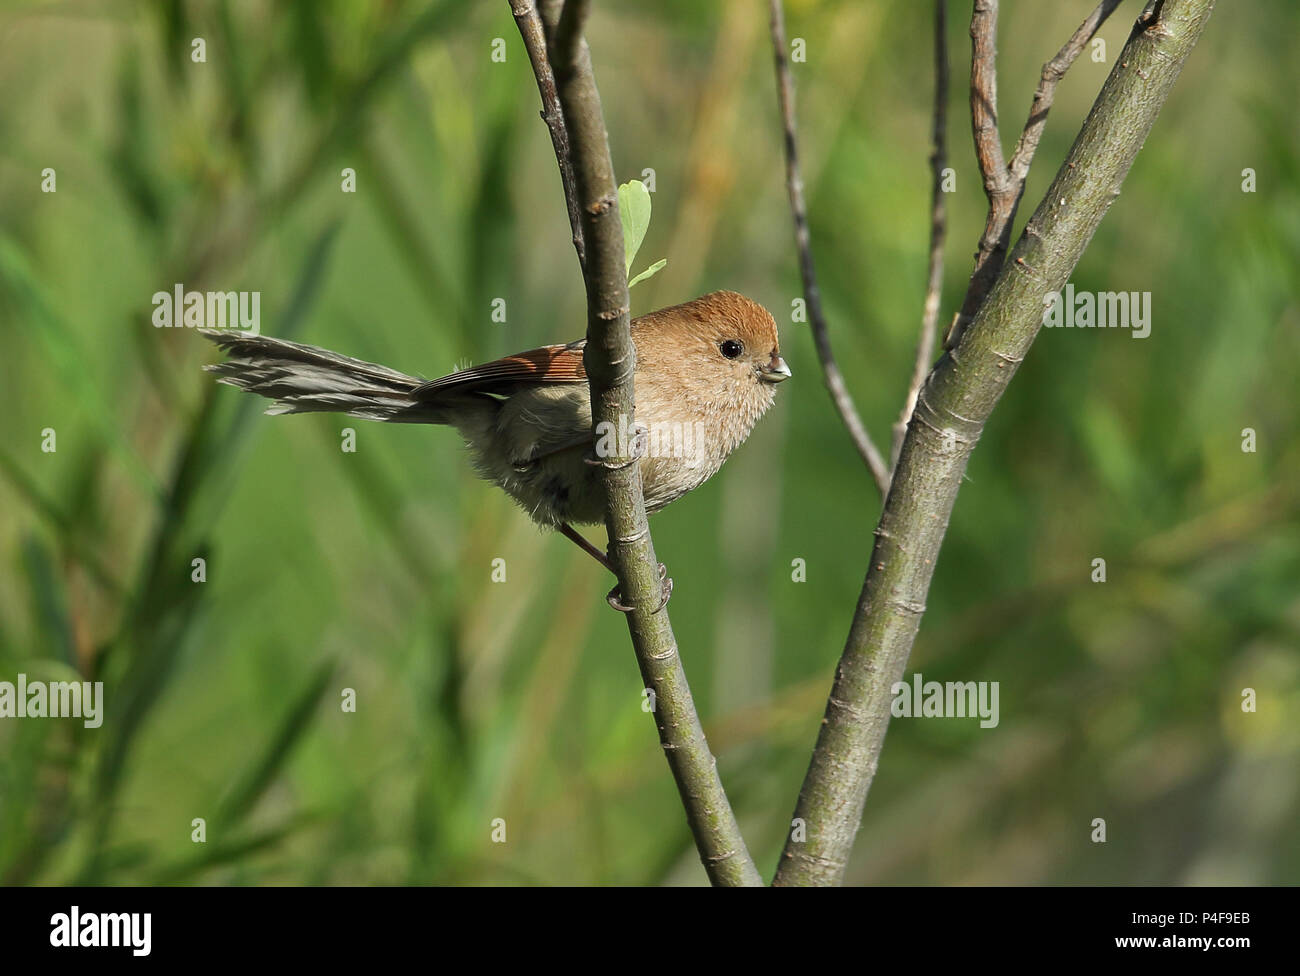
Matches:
[[200, 329, 449, 424]]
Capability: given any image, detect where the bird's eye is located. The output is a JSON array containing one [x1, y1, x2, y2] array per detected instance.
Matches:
[[720, 339, 744, 360]]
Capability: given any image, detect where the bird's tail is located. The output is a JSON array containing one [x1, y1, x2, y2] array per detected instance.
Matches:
[[202, 330, 451, 424]]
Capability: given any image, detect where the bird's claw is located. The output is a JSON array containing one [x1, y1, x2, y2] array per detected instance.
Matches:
[[605, 562, 673, 614]]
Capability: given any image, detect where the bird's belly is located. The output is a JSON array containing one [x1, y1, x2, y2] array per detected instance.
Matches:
[[486, 448, 724, 526], [462, 383, 735, 526], [639, 452, 725, 514], [483, 445, 604, 527]]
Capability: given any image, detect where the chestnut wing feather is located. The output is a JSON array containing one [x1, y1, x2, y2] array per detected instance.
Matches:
[[411, 342, 587, 400]]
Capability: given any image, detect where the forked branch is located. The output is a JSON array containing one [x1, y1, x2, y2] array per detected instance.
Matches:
[[948, 0, 1126, 348], [776, 0, 1215, 886]]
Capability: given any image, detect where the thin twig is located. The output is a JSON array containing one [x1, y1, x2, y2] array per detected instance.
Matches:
[[510, 0, 586, 269], [947, 0, 1126, 348], [1009, 0, 1125, 183], [891, 0, 950, 472], [539, 0, 763, 887], [769, 0, 891, 498]]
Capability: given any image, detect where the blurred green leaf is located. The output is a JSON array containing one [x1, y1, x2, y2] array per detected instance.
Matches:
[[20, 535, 75, 667], [215, 658, 337, 831], [0, 234, 159, 496], [0, 450, 120, 596]]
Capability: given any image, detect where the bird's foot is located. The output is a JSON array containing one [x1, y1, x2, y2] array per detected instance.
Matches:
[[606, 562, 673, 615]]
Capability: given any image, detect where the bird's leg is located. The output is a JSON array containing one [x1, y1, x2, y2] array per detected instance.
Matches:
[[557, 522, 616, 573], [571, 423, 673, 614], [556, 522, 673, 615]]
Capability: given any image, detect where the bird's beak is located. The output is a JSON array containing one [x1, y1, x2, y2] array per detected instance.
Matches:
[[760, 355, 792, 384]]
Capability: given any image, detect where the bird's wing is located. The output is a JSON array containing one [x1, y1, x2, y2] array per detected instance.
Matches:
[[411, 341, 588, 401]]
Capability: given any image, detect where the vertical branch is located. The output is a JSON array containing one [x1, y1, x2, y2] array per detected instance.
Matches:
[[892, 0, 950, 471], [769, 0, 891, 498], [775, 0, 1215, 886], [510, 0, 586, 269], [542, 0, 763, 887]]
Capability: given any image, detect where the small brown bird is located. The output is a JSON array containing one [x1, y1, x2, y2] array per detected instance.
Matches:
[[202, 290, 789, 600]]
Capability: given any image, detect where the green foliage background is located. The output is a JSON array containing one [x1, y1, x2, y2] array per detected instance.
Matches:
[[1, 0, 1297, 885]]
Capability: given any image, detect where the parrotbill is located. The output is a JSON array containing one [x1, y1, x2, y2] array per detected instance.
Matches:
[[202, 290, 790, 599]]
